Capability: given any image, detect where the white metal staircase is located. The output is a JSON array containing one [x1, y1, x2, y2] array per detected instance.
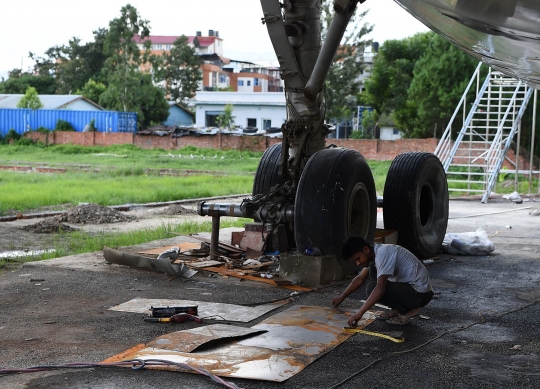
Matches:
[[434, 63, 533, 202]]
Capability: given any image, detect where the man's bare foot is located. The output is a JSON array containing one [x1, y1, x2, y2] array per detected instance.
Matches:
[[376, 309, 399, 320]]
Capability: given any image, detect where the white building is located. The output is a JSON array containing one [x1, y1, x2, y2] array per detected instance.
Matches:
[[191, 92, 286, 130]]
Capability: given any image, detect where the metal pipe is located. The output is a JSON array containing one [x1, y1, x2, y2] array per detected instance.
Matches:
[[210, 215, 220, 260], [304, 3, 357, 100], [198, 201, 244, 217], [529, 89, 537, 194]]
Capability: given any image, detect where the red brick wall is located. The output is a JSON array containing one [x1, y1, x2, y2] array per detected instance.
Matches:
[[329, 138, 439, 161], [94, 133, 133, 146], [23, 132, 440, 161]]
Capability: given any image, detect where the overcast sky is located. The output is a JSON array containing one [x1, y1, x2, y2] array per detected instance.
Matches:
[[0, 0, 429, 79]]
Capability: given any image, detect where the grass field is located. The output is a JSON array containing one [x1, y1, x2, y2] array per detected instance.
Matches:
[[0, 143, 393, 215]]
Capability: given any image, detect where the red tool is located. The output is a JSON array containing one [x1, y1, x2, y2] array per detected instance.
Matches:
[[144, 313, 203, 324]]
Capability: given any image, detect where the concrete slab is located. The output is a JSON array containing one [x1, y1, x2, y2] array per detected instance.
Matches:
[[279, 254, 344, 286]]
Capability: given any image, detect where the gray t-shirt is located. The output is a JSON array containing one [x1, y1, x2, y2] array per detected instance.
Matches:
[[373, 244, 432, 293]]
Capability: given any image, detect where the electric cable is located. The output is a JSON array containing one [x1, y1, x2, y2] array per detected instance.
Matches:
[[327, 298, 540, 389], [0, 359, 243, 389]]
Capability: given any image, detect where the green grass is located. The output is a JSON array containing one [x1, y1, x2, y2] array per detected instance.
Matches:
[[0, 144, 262, 174], [0, 218, 251, 269], [0, 171, 253, 215]]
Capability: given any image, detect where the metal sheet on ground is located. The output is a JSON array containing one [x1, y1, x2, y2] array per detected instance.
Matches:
[[145, 324, 267, 353], [105, 305, 375, 382], [108, 298, 289, 322]]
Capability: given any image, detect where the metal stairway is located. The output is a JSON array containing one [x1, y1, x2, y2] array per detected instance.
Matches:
[[434, 63, 533, 202]]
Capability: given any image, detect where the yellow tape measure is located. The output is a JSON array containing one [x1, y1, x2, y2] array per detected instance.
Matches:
[[343, 327, 405, 343]]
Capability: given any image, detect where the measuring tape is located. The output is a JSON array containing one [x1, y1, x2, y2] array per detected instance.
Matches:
[[343, 327, 405, 343]]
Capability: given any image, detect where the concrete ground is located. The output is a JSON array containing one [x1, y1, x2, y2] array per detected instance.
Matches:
[[1, 198, 539, 389]]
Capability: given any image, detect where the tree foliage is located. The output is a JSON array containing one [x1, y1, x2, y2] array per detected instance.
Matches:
[[30, 29, 108, 94], [321, 0, 373, 122], [98, 4, 168, 128], [16, 87, 43, 109], [77, 79, 107, 104], [0, 70, 55, 94], [217, 104, 235, 129], [363, 32, 478, 138], [151, 36, 202, 102]]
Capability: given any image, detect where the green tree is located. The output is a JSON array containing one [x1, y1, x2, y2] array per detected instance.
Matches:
[[30, 28, 109, 94], [151, 36, 202, 102], [16, 86, 43, 109], [0, 69, 56, 94], [99, 4, 168, 128], [321, 0, 373, 122], [363, 33, 431, 116], [363, 32, 477, 138], [102, 4, 151, 112], [77, 79, 107, 104], [397, 33, 478, 138], [100, 73, 169, 129], [217, 104, 235, 129]]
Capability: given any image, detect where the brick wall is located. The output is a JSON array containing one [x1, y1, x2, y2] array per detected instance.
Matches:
[[23, 132, 441, 160]]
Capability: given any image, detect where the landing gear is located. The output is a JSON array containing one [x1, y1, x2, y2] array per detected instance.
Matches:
[[383, 152, 449, 258]]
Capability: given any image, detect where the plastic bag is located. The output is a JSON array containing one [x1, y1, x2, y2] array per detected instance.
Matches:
[[441, 228, 495, 256]]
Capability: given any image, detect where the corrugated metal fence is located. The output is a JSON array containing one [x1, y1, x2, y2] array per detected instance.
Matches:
[[0, 109, 137, 136]]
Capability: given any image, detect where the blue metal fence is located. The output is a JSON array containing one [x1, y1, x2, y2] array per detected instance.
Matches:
[[0, 109, 138, 137]]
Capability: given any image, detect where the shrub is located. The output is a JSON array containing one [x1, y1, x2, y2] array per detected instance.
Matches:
[[55, 119, 75, 131], [5, 129, 21, 143]]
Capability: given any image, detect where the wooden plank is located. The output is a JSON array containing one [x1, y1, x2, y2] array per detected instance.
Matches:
[[188, 260, 224, 269], [203, 267, 312, 291]]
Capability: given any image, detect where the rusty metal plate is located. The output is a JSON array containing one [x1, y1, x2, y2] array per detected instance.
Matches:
[[108, 298, 289, 323], [106, 305, 375, 382], [146, 324, 267, 353]]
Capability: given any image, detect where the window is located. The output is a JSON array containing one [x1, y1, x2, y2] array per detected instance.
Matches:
[[247, 118, 257, 127], [247, 80, 251, 86], [254, 78, 260, 86], [262, 119, 271, 130], [393, 129, 400, 135], [154, 44, 163, 50], [238, 80, 244, 86], [219, 74, 227, 83], [165, 44, 171, 50], [205, 111, 223, 127]]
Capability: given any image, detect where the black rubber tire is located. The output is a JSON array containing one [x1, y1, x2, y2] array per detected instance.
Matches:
[[294, 148, 377, 261], [383, 152, 448, 259], [252, 143, 284, 195]]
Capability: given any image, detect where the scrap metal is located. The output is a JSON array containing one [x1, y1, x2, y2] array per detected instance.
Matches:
[[105, 305, 376, 382], [108, 298, 290, 323]]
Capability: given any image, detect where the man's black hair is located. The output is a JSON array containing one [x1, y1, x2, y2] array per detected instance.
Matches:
[[341, 236, 372, 260]]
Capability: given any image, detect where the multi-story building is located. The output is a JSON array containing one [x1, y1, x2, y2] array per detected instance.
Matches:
[[134, 31, 283, 93]]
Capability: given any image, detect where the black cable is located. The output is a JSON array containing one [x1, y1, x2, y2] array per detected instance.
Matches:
[[0, 359, 243, 389], [327, 298, 540, 388]]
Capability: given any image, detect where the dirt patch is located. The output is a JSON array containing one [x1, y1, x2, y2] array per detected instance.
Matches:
[[158, 204, 197, 215], [21, 218, 79, 234], [57, 203, 135, 224]]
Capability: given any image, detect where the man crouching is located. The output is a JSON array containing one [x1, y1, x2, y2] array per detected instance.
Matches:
[[332, 236, 434, 326]]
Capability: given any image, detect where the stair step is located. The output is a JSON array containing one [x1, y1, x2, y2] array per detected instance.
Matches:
[[446, 188, 487, 193]]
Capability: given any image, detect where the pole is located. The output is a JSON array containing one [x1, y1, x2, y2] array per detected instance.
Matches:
[[529, 89, 537, 194]]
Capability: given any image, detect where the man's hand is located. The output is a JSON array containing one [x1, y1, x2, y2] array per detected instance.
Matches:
[[332, 295, 344, 307], [347, 311, 363, 327]]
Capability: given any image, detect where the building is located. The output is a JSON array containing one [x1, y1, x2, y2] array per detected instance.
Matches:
[[0, 94, 103, 111], [191, 92, 286, 130], [163, 102, 194, 127], [134, 31, 283, 94]]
